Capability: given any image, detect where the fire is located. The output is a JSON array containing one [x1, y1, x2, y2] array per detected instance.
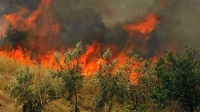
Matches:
[[121, 14, 162, 55], [26, 0, 51, 25], [0, 46, 32, 65], [124, 14, 160, 34], [80, 41, 101, 76], [4, 0, 51, 30], [3, 0, 63, 57], [0, 0, 161, 83]]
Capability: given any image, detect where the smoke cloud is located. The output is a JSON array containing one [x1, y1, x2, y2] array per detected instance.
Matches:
[[0, 0, 200, 57], [156, 0, 200, 50]]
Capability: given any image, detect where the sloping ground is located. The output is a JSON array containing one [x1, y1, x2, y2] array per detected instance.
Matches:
[[45, 99, 74, 112], [0, 90, 96, 112], [0, 90, 20, 112], [0, 90, 76, 112]]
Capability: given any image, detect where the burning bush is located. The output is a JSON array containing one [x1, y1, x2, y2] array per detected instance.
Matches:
[[4, 28, 28, 49]]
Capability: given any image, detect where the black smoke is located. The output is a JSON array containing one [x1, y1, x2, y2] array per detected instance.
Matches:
[[1, 0, 200, 58]]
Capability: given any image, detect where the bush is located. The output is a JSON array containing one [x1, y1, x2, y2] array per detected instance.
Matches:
[[7, 66, 64, 112]]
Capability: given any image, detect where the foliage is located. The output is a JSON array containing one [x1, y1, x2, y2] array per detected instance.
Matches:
[[94, 49, 150, 112], [4, 28, 28, 49], [7, 67, 64, 112], [94, 48, 120, 112], [151, 47, 200, 112], [3, 42, 200, 112], [119, 51, 157, 111], [54, 41, 83, 112]]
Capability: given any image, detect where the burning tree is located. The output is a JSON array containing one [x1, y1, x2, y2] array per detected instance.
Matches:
[[4, 28, 28, 49], [54, 41, 83, 112], [116, 51, 157, 111], [94, 48, 120, 112], [94, 48, 158, 111]]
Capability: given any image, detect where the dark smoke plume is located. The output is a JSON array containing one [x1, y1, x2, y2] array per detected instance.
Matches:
[[1, 0, 200, 57]]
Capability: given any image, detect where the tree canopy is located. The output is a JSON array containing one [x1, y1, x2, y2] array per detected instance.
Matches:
[[151, 47, 200, 112]]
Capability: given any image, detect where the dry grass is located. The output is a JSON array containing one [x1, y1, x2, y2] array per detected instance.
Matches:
[[0, 90, 20, 112], [0, 56, 22, 89]]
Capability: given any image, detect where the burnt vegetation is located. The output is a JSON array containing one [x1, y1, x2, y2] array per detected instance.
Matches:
[[4, 28, 28, 49]]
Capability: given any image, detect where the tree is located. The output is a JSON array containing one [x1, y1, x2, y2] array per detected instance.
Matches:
[[94, 48, 120, 112], [93, 49, 156, 112], [4, 28, 28, 49], [94, 49, 145, 112], [54, 41, 83, 112], [151, 47, 200, 112], [120, 51, 157, 111], [7, 66, 64, 112]]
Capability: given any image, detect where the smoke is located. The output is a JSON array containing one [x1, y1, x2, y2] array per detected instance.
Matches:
[[95, 0, 158, 25], [1, 0, 200, 58], [0, 0, 40, 15], [95, 0, 200, 52], [155, 0, 200, 51], [50, 0, 106, 46]]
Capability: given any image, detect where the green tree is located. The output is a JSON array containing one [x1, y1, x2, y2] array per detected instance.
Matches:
[[94, 49, 156, 112], [151, 47, 200, 112], [94, 48, 119, 112], [120, 51, 157, 111], [7, 67, 64, 112], [54, 42, 83, 112], [94, 49, 142, 112]]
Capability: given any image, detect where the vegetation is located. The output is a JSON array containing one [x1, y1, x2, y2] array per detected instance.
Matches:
[[54, 42, 84, 112], [94, 49, 123, 112], [94, 49, 158, 112], [4, 28, 28, 49], [7, 67, 64, 112], [0, 45, 199, 112], [151, 47, 200, 112]]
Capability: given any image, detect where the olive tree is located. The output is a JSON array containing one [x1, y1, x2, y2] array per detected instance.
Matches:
[[7, 67, 64, 112], [94, 49, 145, 112], [151, 47, 200, 112], [54, 42, 83, 112], [119, 51, 157, 111]]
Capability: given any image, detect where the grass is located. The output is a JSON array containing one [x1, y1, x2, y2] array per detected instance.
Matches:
[[0, 56, 22, 90]]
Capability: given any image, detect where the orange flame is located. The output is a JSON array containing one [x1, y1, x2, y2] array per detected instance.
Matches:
[[80, 41, 101, 76], [124, 14, 159, 34], [123, 14, 161, 51], [0, 0, 161, 84], [0, 46, 32, 65], [3, 0, 63, 57]]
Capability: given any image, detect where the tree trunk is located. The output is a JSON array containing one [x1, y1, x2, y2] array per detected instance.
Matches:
[[74, 87, 79, 112], [189, 101, 194, 112], [108, 99, 113, 112], [133, 95, 137, 110]]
